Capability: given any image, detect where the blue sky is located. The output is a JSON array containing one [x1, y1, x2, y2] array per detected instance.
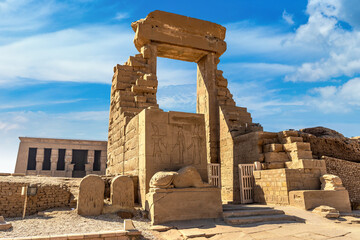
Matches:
[[1, 0, 360, 173]]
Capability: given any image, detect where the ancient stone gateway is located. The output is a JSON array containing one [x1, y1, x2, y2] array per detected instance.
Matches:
[[107, 10, 262, 206]]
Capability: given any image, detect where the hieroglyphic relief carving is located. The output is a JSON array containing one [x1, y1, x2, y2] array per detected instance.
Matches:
[[187, 125, 203, 165], [151, 123, 167, 163], [171, 125, 186, 164]]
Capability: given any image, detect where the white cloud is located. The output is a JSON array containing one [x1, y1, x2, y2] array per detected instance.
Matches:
[[0, 99, 86, 110], [282, 10, 295, 25], [0, 121, 19, 132], [0, 0, 60, 33], [222, 62, 295, 81], [224, 21, 325, 63], [225, 0, 360, 83], [0, 25, 135, 85], [284, 0, 360, 82], [114, 12, 129, 20], [306, 78, 360, 112]]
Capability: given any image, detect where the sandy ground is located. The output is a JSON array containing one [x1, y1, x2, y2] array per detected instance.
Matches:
[[0, 207, 155, 239], [1, 205, 360, 239]]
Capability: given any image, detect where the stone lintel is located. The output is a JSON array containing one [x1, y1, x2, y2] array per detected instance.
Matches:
[[132, 10, 227, 59]]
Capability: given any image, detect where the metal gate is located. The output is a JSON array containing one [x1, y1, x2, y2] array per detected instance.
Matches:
[[238, 164, 254, 204], [208, 163, 221, 188]]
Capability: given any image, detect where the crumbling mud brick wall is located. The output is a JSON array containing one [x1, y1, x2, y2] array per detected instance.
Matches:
[[323, 156, 360, 208], [254, 168, 322, 205], [300, 129, 360, 163], [0, 176, 74, 218]]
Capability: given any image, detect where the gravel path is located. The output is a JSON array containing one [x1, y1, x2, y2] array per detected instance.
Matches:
[[0, 207, 156, 239]]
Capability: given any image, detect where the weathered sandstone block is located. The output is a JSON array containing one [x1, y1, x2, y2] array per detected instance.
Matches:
[[289, 190, 351, 212], [149, 171, 178, 189], [283, 142, 311, 152], [263, 144, 283, 153], [111, 175, 134, 208], [0, 216, 12, 230], [146, 188, 222, 225], [77, 175, 105, 216], [264, 152, 289, 162], [173, 166, 209, 188], [320, 174, 345, 191], [312, 205, 340, 218]]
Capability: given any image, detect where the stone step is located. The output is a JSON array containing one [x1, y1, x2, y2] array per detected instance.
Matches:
[[223, 204, 273, 211], [223, 209, 285, 218], [224, 214, 296, 225]]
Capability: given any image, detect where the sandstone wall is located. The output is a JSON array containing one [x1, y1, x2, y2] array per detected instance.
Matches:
[[254, 168, 322, 205], [323, 156, 360, 208], [0, 178, 72, 218], [107, 46, 159, 176]]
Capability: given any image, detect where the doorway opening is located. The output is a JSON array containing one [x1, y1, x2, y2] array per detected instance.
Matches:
[[72, 150, 88, 178], [157, 57, 197, 113]]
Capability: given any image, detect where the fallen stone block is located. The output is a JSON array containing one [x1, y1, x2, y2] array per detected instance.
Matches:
[[289, 190, 351, 213], [320, 174, 346, 191], [312, 205, 340, 218], [0, 216, 12, 231]]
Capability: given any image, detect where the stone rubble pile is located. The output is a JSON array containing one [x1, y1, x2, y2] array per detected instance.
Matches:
[[320, 174, 345, 191]]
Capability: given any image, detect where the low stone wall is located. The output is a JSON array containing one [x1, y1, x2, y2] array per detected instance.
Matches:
[[2, 230, 141, 240], [323, 156, 360, 208], [254, 168, 321, 204], [0, 176, 75, 218]]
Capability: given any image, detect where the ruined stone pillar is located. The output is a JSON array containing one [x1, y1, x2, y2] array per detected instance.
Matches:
[[65, 149, 73, 177], [50, 148, 58, 174], [197, 53, 219, 164], [100, 153, 107, 174], [35, 148, 44, 174], [86, 150, 94, 174], [141, 44, 157, 75]]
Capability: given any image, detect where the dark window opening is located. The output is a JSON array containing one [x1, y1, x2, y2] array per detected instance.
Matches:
[[93, 150, 101, 171], [57, 149, 66, 170], [42, 148, 51, 170], [27, 148, 37, 170]]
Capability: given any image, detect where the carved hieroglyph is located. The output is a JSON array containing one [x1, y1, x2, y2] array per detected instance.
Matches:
[[110, 175, 134, 208], [77, 175, 104, 216]]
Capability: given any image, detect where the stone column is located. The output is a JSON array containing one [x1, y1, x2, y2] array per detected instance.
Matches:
[[100, 152, 107, 175], [35, 148, 44, 174], [86, 150, 94, 175], [65, 149, 73, 177], [50, 148, 58, 175], [197, 53, 219, 164]]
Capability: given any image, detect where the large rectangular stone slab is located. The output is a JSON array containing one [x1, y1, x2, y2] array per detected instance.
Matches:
[[146, 187, 222, 225], [263, 144, 283, 153], [283, 142, 311, 152], [132, 10, 227, 61], [138, 109, 208, 208], [264, 152, 289, 162], [289, 190, 351, 212]]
